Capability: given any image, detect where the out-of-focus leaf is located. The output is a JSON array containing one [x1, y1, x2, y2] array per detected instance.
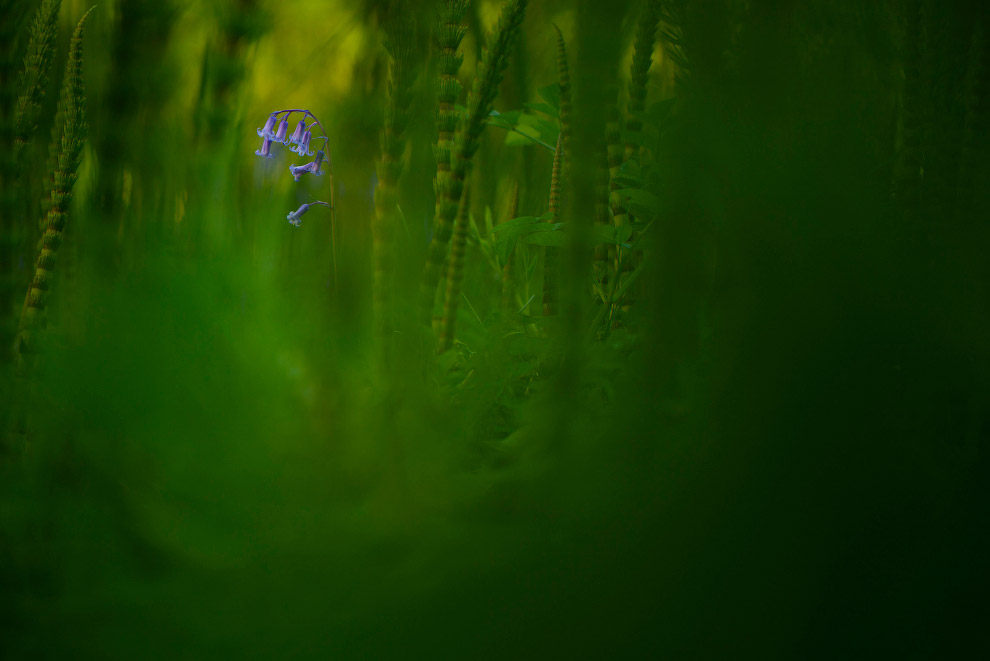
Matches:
[[612, 161, 643, 188], [536, 83, 560, 112], [492, 214, 550, 240], [618, 188, 660, 220], [622, 130, 656, 152], [521, 230, 565, 246], [523, 101, 558, 118], [593, 224, 617, 245], [505, 122, 544, 146]]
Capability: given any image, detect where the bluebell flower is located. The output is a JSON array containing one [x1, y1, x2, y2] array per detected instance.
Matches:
[[286, 200, 330, 227], [287, 119, 306, 146], [257, 114, 277, 139], [294, 130, 313, 156], [289, 162, 316, 181], [289, 150, 325, 181], [255, 136, 275, 158], [274, 117, 290, 144]]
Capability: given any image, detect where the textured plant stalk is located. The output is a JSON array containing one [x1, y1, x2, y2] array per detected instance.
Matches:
[[624, 0, 659, 162], [15, 8, 92, 378], [500, 180, 520, 316], [15, 9, 93, 374], [433, 0, 470, 219], [542, 133, 563, 316], [13, 0, 61, 169], [437, 181, 470, 352], [9, 9, 92, 454], [374, 9, 417, 345], [423, 0, 528, 333], [542, 26, 571, 316], [0, 0, 38, 356], [606, 89, 626, 289], [593, 141, 611, 286], [658, 0, 690, 90]]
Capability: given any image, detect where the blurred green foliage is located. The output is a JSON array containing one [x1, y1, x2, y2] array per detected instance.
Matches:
[[1, 0, 989, 658]]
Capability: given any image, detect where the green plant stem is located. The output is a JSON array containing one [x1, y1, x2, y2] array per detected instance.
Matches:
[[625, 0, 659, 162], [437, 180, 471, 352], [13, 0, 61, 170], [500, 179, 520, 316], [11, 8, 93, 451], [434, 0, 471, 219], [423, 0, 529, 334], [542, 132, 563, 316], [542, 26, 571, 317], [374, 8, 417, 346]]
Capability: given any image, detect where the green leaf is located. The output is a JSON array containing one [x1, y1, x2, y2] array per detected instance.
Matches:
[[492, 214, 552, 240], [484, 205, 494, 236], [487, 109, 521, 130], [593, 224, 617, 245], [537, 83, 560, 112], [647, 98, 677, 124], [616, 223, 633, 245], [612, 161, 643, 188], [621, 129, 656, 151], [521, 230, 565, 246], [505, 122, 543, 146], [618, 189, 660, 220], [614, 257, 650, 300], [523, 101, 558, 118]]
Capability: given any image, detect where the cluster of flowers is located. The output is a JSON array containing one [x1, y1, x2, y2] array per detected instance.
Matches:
[[254, 109, 332, 227]]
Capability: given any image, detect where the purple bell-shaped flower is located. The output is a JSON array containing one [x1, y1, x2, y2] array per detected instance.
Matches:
[[286, 200, 330, 227], [289, 150, 325, 181], [257, 114, 277, 140], [255, 136, 275, 158], [287, 119, 306, 146], [295, 130, 313, 157], [274, 117, 290, 144]]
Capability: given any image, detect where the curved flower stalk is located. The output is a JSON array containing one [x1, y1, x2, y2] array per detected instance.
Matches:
[[252, 108, 338, 281]]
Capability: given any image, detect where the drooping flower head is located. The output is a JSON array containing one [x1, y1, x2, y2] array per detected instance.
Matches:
[[254, 110, 333, 228], [255, 111, 326, 162]]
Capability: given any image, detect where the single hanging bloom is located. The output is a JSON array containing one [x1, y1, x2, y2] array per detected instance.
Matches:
[[255, 136, 274, 158], [289, 162, 316, 181], [287, 119, 306, 146], [286, 200, 330, 227], [257, 114, 277, 139], [274, 117, 290, 144], [295, 130, 313, 156], [289, 150, 325, 181]]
